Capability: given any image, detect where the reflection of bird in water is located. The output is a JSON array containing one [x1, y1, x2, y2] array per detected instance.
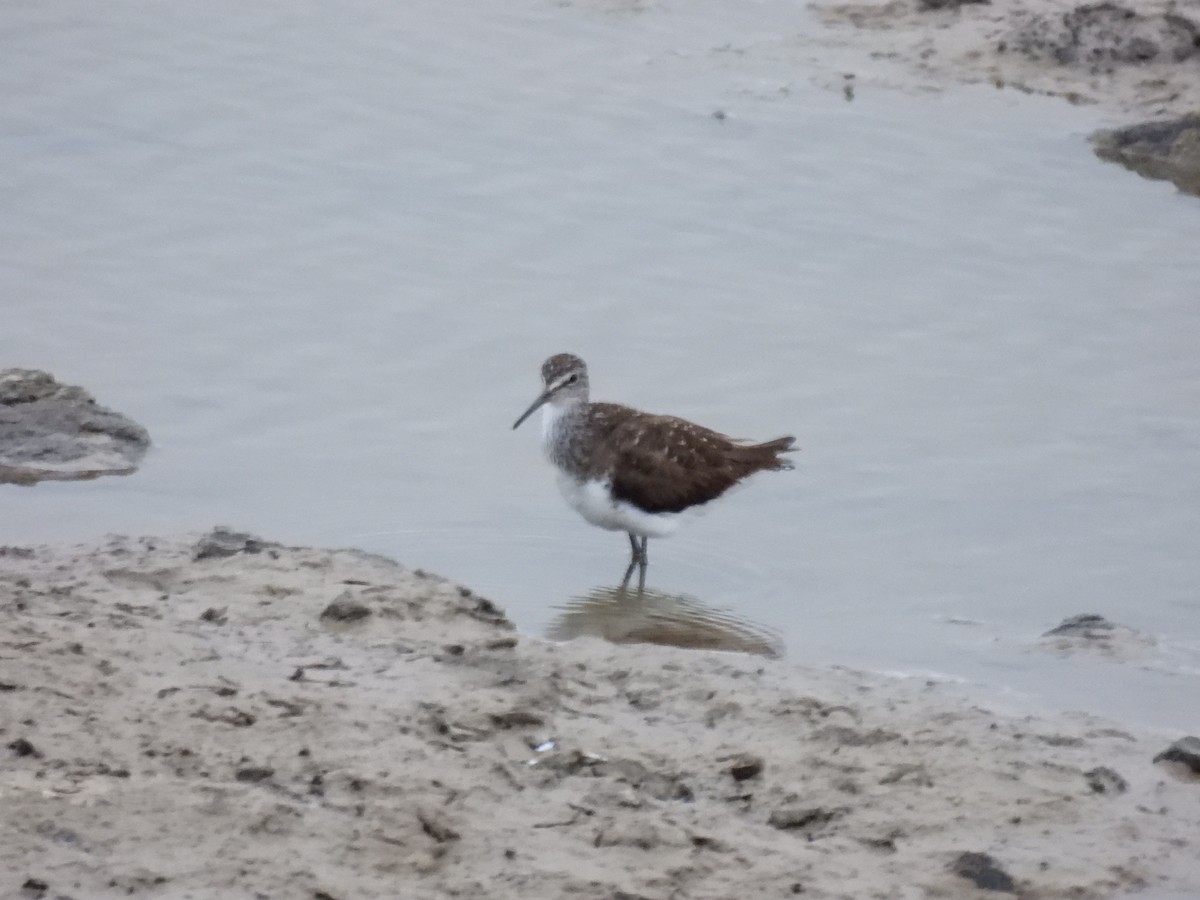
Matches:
[[546, 584, 784, 659]]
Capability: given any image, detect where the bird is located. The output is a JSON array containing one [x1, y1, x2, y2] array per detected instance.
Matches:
[[512, 353, 796, 588]]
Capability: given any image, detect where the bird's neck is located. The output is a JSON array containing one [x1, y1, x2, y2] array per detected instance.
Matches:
[[541, 397, 589, 470]]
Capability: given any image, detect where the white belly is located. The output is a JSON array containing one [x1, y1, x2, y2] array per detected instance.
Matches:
[[541, 401, 686, 540], [556, 472, 682, 539]]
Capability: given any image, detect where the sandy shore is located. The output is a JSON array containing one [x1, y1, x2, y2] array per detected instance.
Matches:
[[809, 0, 1200, 119], [3, 530, 1197, 899]]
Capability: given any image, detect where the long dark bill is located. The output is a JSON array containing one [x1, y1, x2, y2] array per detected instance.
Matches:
[[512, 391, 551, 430]]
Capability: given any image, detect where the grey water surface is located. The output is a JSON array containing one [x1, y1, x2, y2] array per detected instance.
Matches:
[[3, 0, 1199, 730]]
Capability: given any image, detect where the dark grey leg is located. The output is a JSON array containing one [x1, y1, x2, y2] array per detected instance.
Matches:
[[620, 558, 638, 589], [621, 533, 649, 590], [627, 532, 642, 564]]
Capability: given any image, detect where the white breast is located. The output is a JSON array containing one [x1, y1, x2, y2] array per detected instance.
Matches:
[[540, 402, 687, 539]]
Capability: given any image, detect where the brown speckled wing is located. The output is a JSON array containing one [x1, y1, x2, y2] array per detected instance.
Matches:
[[601, 414, 795, 515]]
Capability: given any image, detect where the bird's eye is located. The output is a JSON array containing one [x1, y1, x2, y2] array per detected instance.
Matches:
[[566, 374, 578, 384]]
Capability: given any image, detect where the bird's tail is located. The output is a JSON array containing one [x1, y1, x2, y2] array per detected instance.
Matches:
[[742, 435, 798, 472]]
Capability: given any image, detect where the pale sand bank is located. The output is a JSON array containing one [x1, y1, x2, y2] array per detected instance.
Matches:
[[2, 530, 1197, 899]]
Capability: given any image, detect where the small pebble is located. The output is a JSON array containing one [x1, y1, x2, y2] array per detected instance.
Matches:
[[235, 766, 275, 783], [949, 851, 1016, 893], [728, 753, 764, 781]]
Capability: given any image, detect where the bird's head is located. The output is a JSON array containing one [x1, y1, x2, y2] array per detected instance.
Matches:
[[512, 353, 589, 430]]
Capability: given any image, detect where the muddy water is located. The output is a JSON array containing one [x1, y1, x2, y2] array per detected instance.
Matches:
[[3, 1, 1199, 730]]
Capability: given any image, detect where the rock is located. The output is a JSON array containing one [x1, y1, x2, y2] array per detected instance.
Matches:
[[193, 527, 267, 561], [0, 369, 150, 485], [235, 766, 275, 783], [1005, 5, 1199, 72], [1153, 736, 1200, 777], [727, 753, 765, 781], [767, 806, 844, 834], [319, 593, 372, 623], [488, 709, 546, 729], [1092, 114, 1200, 197], [919, 0, 989, 10], [417, 809, 460, 843], [8, 738, 41, 759], [462, 594, 511, 628], [1084, 766, 1128, 795], [192, 707, 256, 727], [1043, 614, 1116, 637], [949, 851, 1017, 893], [1039, 614, 1156, 658]]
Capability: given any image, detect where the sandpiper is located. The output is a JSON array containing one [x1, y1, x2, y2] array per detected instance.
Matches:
[[512, 353, 796, 587]]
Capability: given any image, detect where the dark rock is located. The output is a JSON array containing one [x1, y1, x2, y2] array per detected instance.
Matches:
[[235, 766, 275, 783], [1153, 736, 1200, 776], [199, 606, 228, 624], [8, 737, 41, 758], [319, 593, 372, 623], [1043, 613, 1115, 637], [949, 852, 1017, 893], [20, 878, 49, 899], [193, 527, 267, 560], [489, 709, 545, 729], [532, 748, 605, 776], [1084, 766, 1128, 794], [767, 806, 845, 834], [1040, 613, 1156, 658], [1037, 733, 1084, 747], [919, 0, 989, 10], [1093, 114, 1200, 197], [728, 753, 765, 781], [417, 809, 460, 843], [462, 594, 512, 627], [265, 697, 302, 717], [192, 707, 256, 727], [0, 369, 150, 485]]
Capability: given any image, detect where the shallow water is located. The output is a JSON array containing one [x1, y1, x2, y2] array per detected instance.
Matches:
[[3, 0, 1199, 730]]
